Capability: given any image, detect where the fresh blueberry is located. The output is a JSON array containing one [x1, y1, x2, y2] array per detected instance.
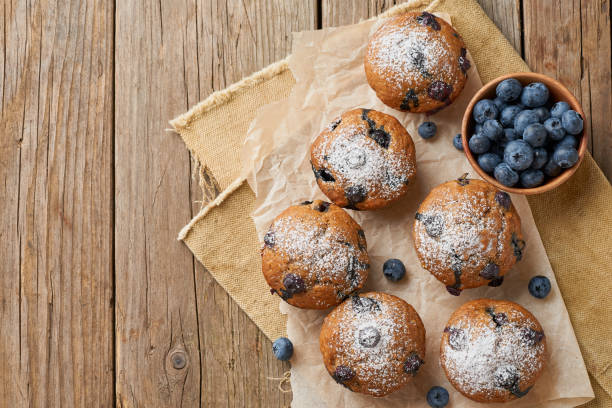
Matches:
[[496, 78, 523, 102], [473, 99, 499, 123], [504, 140, 534, 171], [520, 82, 549, 107], [426, 386, 450, 408], [553, 145, 579, 168], [520, 169, 545, 188], [383, 259, 406, 282], [543, 157, 562, 177], [418, 121, 437, 139], [502, 128, 519, 142], [551, 101, 570, 118], [531, 147, 548, 170], [494, 162, 519, 187], [528, 275, 551, 299], [500, 105, 522, 127], [481, 119, 503, 142], [475, 123, 483, 134], [493, 97, 508, 112], [558, 134, 578, 148], [514, 109, 540, 135], [561, 110, 584, 135], [522, 123, 547, 147], [478, 153, 502, 174], [453, 134, 464, 151], [272, 337, 294, 361], [490, 141, 507, 157], [543, 117, 566, 141], [533, 106, 551, 122], [468, 134, 491, 154]]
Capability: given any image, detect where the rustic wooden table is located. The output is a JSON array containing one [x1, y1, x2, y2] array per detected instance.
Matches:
[[1, 0, 610, 406]]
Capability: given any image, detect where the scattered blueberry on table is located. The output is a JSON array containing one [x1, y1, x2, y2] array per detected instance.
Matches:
[[383, 258, 406, 282], [468, 79, 583, 188], [528, 276, 551, 299], [453, 133, 463, 151], [418, 121, 437, 139], [426, 386, 450, 408], [272, 337, 294, 361]]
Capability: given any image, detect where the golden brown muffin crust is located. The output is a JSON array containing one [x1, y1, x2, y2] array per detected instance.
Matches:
[[364, 12, 470, 113], [310, 108, 416, 211], [413, 177, 524, 295], [319, 292, 426, 397], [440, 299, 546, 403], [261, 200, 369, 309]]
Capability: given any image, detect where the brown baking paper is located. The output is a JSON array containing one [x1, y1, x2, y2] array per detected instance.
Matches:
[[241, 14, 594, 408]]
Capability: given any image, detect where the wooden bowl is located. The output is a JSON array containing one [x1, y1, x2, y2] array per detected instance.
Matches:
[[461, 72, 587, 195]]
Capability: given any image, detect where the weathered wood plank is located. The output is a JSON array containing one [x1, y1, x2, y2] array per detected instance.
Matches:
[[321, 0, 410, 26], [0, 0, 114, 406], [476, 0, 523, 55], [114, 0, 202, 405], [186, 0, 315, 406], [523, 0, 612, 181]]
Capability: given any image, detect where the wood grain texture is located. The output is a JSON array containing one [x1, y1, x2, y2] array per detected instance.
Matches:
[[321, 0, 411, 26], [476, 0, 523, 55], [523, 0, 612, 181], [186, 1, 315, 406], [0, 0, 114, 406]]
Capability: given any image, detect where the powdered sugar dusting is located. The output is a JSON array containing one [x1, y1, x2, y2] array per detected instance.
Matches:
[[369, 24, 453, 89], [442, 312, 545, 397], [313, 123, 414, 200]]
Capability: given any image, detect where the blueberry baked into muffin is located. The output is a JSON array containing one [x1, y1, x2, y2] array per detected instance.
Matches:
[[310, 109, 417, 210], [319, 292, 426, 396], [262, 200, 369, 309], [440, 299, 546, 403], [413, 176, 525, 295], [364, 12, 470, 113]]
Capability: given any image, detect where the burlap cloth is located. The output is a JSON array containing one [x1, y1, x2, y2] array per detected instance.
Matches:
[[170, 0, 612, 406]]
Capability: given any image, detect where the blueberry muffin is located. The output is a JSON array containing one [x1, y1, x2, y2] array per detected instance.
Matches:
[[311, 109, 416, 210], [319, 292, 426, 397], [413, 176, 525, 295], [440, 299, 546, 402], [262, 200, 369, 309], [364, 12, 470, 113]]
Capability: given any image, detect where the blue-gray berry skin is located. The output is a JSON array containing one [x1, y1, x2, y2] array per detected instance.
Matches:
[[272, 337, 294, 361], [383, 259, 406, 282], [494, 162, 519, 187], [543, 157, 562, 177], [514, 109, 540, 135], [520, 82, 549, 107], [482, 119, 503, 142], [561, 110, 584, 135], [528, 276, 551, 299], [418, 121, 437, 139], [522, 123, 547, 147], [558, 134, 578, 149], [553, 145, 579, 168], [426, 386, 450, 408], [496, 78, 522, 102], [544, 117, 566, 141], [500, 105, 522, 127], [533, 106, 551, 122], [502, 128, 518, 142], [520, 169, 545, 188], [551, 101, 570, 118], [473, 99, 499, 123], [531, 147, 548, 170], [453, 134, 464, 151], [478, 153, 502, 174], [493, 97, 508, 112], [504, 139, 534, 171], [468, 134, 491, 154], [474, 123, 483, 134]]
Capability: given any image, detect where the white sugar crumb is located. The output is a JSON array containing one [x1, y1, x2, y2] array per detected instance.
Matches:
[[333, 299, 416, 394], [369, 24, 453, 89], [416, 189, 506, 275], [271, 216, 364, 289], [314, 123, 414, 200], [443, 315, 545, 397]]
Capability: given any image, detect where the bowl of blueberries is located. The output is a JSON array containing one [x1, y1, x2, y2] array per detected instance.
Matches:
[[461, 72, 587, 194]]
